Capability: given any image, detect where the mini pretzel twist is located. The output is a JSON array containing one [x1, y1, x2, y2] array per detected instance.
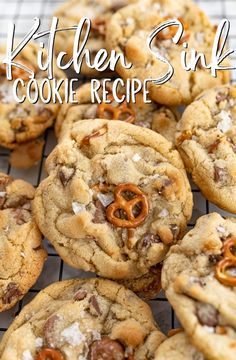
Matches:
[[97, 94, 135, 124], [0, 59, 33, 81], [216, 237, 236, 286], [156, 17, 190, 45], [106, 183, 149, 228], [35, 348, 64, 360], [82, 125, 108, 145], [92, 19, 106, 36]]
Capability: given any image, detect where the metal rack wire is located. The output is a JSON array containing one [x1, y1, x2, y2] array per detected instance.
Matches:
[[0, 0, 235, 339]]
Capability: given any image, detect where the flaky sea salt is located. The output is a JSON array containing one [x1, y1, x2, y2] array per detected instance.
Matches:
[[61, 322, 85, 346], [202, 325, 215, 333], [132, 153, 141, 162], [35, 337, 43, 348], [216, 225, 226, 233], [22, 350, 33, 360], [72, 202, 86, 215], [217, 111, 232, 133], [158, 208, 169, 218], [97, 193, 114, 207]]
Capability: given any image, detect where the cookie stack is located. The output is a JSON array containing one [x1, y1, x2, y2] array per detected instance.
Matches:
[[0, 0, 236, 359]]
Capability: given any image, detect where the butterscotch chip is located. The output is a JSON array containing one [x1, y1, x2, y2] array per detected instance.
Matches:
[[106, 0, 229, 106], [162, 213, 236, 360], [176, 85, 236, 213], [0, 172, 46, 312], [0, 278, 165, 360], [33, 119, 192, 280]]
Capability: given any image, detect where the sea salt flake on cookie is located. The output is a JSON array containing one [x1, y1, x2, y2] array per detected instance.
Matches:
[[22, 350, 33, 360], [35, 337, 43, 348], [97, 193, 114, 207], [72, 202, 86, 214], [158, 208, 169, 217], [217, 110, 232, 133], [61, 322, 85, 346], [132, 153, 141, 162]]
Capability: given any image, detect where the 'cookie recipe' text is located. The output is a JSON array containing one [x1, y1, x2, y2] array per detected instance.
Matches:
[[1, 17, 235, 104]]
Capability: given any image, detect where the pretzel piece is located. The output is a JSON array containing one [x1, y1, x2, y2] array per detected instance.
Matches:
[[82, 125, 108, 145], [97, 94, 135, 124], [216, 237, 236, 286], [36, 348, 64, 360], [106, 183, 149, 228]]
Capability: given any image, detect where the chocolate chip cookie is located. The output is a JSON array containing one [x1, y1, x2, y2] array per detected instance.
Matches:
[[56, 81, 179, 143], [120, 264, 162, 300], [155, 331, 206, 359], [0, 172, 46, 312], [162, 213, 236, 360], [54, 0, 138, 77], [176, 85, 236, 213], [0, 42, 64, 150], [0, 278, 166, 359], [34, 119, 192, 280], [106, 0, 230, 106]]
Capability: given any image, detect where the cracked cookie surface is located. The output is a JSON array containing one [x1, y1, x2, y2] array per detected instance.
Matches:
[[54, 0, 138, 77], [34, 119, 192, 280], [106, 0, 229, 106], [0, 42, 64, 149], [0, 278, 166, 360], [155, 331, 206, 360], [56, 81, 179, 144], [176, 85, 236, 213], [162, 213, 236, 360], [0, 172, 46, 312]]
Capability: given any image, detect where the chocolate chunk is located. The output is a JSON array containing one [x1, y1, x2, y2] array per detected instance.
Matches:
[[74, 289, 87, 301], [4, 196, 31, 209], [139, 233, 161, 250], [209, 254, 222, 264], [216, 92, 228, 104], [2, 283, 22, 304], [92, 200, 106, 224], [12, 208, 31, 225], [170, 224, 179, 238], [88, 337, 126, 360], [196, 303, 219, 327], [110, 0, 128, 12], [89, 295, 102, 316], [214, 165, 226, 182], [58, 166, 75, 186], [43, 315, 60, 346]]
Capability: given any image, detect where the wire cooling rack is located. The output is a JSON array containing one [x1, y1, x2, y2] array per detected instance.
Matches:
[[0, 0, 236, 340]]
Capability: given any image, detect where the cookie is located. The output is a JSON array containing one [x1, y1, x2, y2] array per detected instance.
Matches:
[[162, 213, 236, 360], [54, 0, 138, 77], [0, 172, 46, 312], [0, 42, 64, 150], [176, 85, 236, 213], [55, 81, 179, 143], [119, 264, 162, 300], [155, 331, 206, 359], [106, 0, 230, 106], [0, 278, 166, 359], [34, 119, 192, 280]]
